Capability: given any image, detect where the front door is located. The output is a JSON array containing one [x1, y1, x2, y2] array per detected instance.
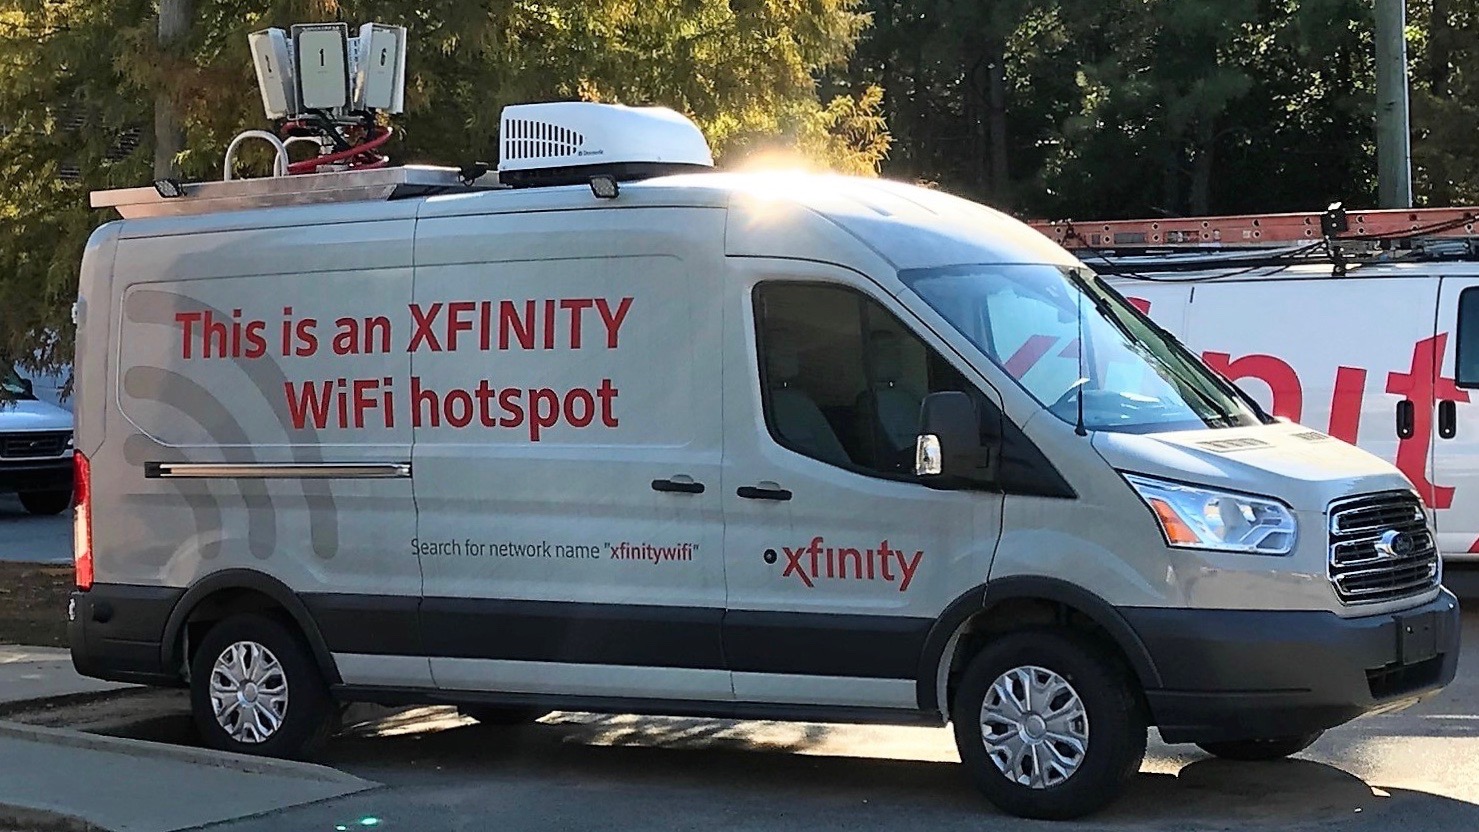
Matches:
[[720, 262, 1003, 711]]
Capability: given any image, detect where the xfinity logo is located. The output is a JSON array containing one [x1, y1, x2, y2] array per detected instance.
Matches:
[[768, 536, 923, 591], [1375, 529, 1420, 559]]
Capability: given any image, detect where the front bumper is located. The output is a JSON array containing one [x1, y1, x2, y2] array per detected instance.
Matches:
[[1121, 589, 1461, 743], [0, 458, 72, 494]]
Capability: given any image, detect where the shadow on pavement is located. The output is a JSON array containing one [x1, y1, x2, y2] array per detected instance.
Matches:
[[54, 701, 1479, 830], [311, 711, 1479, 829]]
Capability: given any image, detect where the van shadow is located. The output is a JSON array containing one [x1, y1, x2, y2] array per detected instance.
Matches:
[[322, 709, 1479, 829]]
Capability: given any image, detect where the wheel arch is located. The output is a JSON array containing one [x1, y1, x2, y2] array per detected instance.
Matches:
[[916, 576, 1162, 715], [160, 569, 342, 685]]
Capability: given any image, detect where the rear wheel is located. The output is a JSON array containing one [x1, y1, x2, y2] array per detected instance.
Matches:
[[19, 489, 71, 516], [952, 629, 1147, 820], [1197, 732, 1323, 761], [190, 613, 334, 759], [461, 705, 551, 726]]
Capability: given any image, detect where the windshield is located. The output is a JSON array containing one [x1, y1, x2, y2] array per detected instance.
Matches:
[[900, 263, 1262, 434], [1, 362, 34, 401]]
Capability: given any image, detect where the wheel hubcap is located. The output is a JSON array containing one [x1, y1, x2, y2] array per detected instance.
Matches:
[[209, 641, 288, 744], [980, 665, 1089, 790]]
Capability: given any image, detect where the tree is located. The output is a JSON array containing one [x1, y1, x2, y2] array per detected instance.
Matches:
[[0, 0, 890, 370], [846, 0, 1475, 220], [1410, 0, 1479, 205]]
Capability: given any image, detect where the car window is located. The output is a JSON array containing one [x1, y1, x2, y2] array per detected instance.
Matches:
[[753, 282, 983, 478]]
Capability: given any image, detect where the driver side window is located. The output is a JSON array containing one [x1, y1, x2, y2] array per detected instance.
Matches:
[[754, 282, 978, 479]]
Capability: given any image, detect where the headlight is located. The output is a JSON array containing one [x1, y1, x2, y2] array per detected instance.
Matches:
[[1123, 474, 1296, 555]]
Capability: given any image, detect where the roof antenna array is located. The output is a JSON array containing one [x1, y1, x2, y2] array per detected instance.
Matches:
[[229, 22, 408, 180]]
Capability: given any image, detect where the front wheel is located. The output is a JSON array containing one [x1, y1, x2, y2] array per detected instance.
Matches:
[[952, 629, 1147, 820], [19, 489, 71, 515], [1197, 732, 1323, 761], [190, 613, 334, 759]]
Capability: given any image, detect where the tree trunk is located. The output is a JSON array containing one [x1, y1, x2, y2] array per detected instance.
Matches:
[[154, 0, 191, 178], [1189, 119, 1215, 216], [1428, 0, 1452, 92], [986, 37, 1010, 207]]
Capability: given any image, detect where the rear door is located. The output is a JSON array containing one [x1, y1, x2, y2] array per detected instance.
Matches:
[[1432, 274, 1479, 559], [109, 212, 425, 686], [411, 204, 732, 702]]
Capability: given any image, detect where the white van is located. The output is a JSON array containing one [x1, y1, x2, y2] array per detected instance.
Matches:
[[1098, 257, 1479, 563], [68, 104, 1460, 820], [1, 359, 74, 514]]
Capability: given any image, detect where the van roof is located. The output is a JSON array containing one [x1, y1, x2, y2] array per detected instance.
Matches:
[[101, 168, 1081, 272]]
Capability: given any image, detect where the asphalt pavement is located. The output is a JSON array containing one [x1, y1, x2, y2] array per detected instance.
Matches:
[[0, 496, 72, 564]]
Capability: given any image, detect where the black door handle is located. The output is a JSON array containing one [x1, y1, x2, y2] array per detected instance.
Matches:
[[1439, 400, 1458, 440], [737, 485, 792, 501], [1397, 399, 1416, 439], [652, 478, 705, 494]]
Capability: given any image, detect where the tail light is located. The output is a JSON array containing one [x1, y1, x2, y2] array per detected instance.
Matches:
[[74, 450, 93, 591]]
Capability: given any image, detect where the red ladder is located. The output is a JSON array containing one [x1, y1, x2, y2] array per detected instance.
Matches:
[[1030, 206, 1479, 249]]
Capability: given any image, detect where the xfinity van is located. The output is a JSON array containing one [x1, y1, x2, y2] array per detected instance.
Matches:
[[69, 103, 1460, 820], [1, 359, 74, 514]]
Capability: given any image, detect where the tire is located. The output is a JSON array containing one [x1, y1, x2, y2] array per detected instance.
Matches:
[[190, 613, 335, 759], [19, 489, 71, 516], [460, 705, 552, 726], [1197, 732, 1323, 761], [952, 628, 1147, 821]]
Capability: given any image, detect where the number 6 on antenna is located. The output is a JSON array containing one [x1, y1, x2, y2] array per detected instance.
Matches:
[[352, 23, 407, 114]]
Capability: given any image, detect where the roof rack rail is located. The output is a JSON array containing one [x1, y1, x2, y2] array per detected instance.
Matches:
[[90, 165, 501, 219]]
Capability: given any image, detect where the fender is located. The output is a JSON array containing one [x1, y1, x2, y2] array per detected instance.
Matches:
[[915, 576, 1162, 712], [159, 569, 342, 684]]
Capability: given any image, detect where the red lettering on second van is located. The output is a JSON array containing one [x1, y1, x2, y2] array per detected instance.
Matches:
[[1203, 352, 1303, 422], [1004, 335, 1057, 378], [1328, 366, 1368, 444], [1386, 334, 1469, 509]]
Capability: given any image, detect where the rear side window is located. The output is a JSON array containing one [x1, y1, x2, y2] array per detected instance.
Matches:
[[1458, 287, 1479, 389]]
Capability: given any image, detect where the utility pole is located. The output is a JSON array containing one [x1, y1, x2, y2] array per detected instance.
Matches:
[[1374, 0, 1413, 208], [154, 0, 191, 178]]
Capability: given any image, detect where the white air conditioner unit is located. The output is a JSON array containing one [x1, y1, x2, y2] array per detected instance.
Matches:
[[497, 102, 713, 185]]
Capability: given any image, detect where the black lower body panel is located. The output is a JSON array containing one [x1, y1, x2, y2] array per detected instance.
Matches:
[[1121, 590, 1461, 743], [0, 459, 72, 494], [69, 585, 185, 686]]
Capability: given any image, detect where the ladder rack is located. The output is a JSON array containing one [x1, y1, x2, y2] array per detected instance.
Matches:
[[90, 165, 500, 219], [1030, 206, 1479, 250]]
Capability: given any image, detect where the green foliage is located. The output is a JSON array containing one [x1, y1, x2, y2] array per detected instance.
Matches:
[[0, 0, 890, 368], [849, 0, 1477, 219]]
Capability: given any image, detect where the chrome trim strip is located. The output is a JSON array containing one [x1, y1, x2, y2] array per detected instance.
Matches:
[[146, 462, 411, 479]]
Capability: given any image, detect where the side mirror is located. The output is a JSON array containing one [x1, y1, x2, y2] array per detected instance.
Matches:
[[915, 391, 986, 478], [20, 378, 34, 396]]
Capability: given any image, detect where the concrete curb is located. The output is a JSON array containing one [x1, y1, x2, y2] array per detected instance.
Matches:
[[0, 803, 107, 832], [0, 721, 374, 788]]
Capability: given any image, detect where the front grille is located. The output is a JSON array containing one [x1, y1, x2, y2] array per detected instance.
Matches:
[[0, 431, 71, 459], [1328, 492, 1440, 604]]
